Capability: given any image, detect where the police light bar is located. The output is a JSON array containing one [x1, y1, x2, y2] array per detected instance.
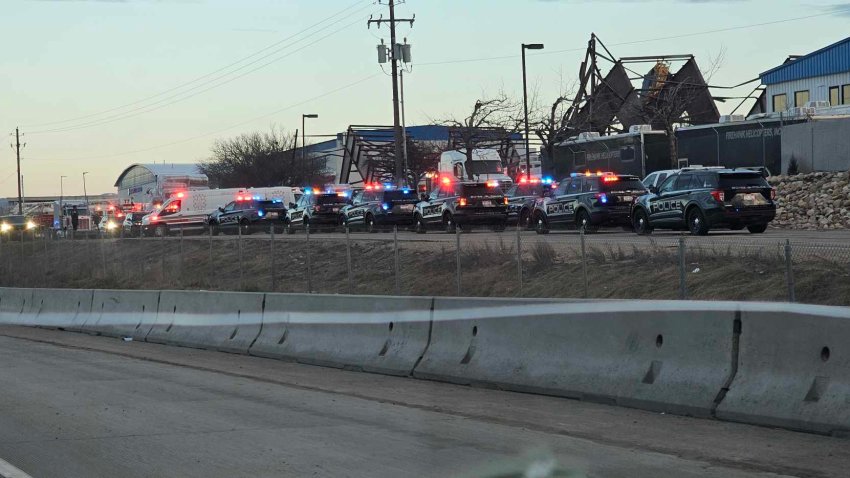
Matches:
[[487, 180, 499, 187], [602, 176, 619, 182]]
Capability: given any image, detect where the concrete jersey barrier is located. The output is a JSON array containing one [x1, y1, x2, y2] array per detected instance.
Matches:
[[0, 288, 33, 324], [84, 290, 161, 340], [716, 303, 850, 436], [27, 288, 94, 331], [414, 299, 739, 417], [146, 290, 263, 354], [251, 293, 432, 376]]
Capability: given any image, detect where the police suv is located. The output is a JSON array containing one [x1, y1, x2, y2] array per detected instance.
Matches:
[[504, 177, 557, 229], [531, 172, 646, 234], [284, 189, 350, 234], [413, 179, 508, 233], [207, 196, 287, 235], [631, 168, 776, 235], [340, 184, 418, 232]]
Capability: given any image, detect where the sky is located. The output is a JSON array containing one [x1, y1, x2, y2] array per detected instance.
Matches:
[[2, 0, 849, 196]]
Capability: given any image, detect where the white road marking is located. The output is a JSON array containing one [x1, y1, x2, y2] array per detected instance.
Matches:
[[0, 458, 33, 478]]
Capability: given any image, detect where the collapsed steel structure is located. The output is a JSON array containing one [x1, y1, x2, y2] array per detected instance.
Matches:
[[560, 34, 720, 138]]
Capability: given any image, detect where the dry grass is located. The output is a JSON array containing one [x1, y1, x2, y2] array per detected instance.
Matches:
[[2, 235, 849, 306]]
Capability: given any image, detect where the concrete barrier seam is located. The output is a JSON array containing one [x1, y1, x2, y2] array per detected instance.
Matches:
[[142, 291, 161, 342], [246, 293, 267, 351], [710, 310, 742, 418], [409, 296, 435, 377]]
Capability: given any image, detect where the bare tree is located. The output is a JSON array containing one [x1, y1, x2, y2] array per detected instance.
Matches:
[[533, 81, 577, 175], [441, 91, 523, 179], [200, 126, 328, 188]]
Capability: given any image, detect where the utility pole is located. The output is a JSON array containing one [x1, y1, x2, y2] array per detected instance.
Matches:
[[368, 1, 414, 187], [12, 128, 25, 214]]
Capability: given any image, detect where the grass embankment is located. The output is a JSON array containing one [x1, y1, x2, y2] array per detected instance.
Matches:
[[2, 236, 848, 306]]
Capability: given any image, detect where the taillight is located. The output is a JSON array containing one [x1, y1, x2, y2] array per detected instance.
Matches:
[[382, 203, 390, 210], [770, 188, 776, 200], [150, 215, 159, 222], [313, 205, 321, 213], [595, 193, 608, 204], [503, 197, 509, 205], [710, 190, 725, 203], [458, 198, 467, 207]]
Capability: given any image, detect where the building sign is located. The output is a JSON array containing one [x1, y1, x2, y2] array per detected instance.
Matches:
[[725, 127, 782, 141], [128, 186, 143, 194]]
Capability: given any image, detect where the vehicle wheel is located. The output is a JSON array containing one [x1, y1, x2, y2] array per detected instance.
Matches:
[[239, 219, 252, 236], [492, 221, 506, 232], [365, 214, 377, 233], [519, 209, 531, 229], [443, 213, 456, 234], [687, 208, 710, 236], [284, 220, 295, 235], [414, 214, 427, 234], [747, 223, 768, 234], [633, 209, 653, 235], [534, 213, 550, 235], [576, 209, 597, 233]]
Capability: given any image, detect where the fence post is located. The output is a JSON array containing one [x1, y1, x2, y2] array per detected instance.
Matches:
[[160, 226, 166, 284], [270, 224, 276, 292], [178, 227, 184, 285], [455, 229, 462, 296], [678, 236, 687, 300], [394, 225, 400, 295], [345, 225, 353, 294], [785, 239, 795, 302], [580, 228, 588, 298], [100, 229, 107, 279], [237, 222, 244, 291], [207, 224, 213, 287], [306, 223, 312, 293], [516, 226, 522, 296]]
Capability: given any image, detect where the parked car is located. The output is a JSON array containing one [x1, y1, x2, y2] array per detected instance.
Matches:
[[631, 168, 776, 235], [340, 184, 419, 232], [413, 178, 508, 233]]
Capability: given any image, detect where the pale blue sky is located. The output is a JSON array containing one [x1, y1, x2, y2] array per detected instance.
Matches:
[[2, 0, 849, 195]]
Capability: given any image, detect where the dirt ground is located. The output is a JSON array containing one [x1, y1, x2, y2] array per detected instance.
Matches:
[[2, 234, 849, 306]]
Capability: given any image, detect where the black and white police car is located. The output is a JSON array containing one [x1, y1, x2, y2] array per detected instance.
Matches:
[[531, 171, 646, 234], [413, 178, 508, 233], [284, 189, 350, 234], [504, 176, 557, 229], [340, 183, 419, 232], [207, 195, 288, 235]]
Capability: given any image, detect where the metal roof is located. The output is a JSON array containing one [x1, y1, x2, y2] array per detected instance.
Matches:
[[760, 37, 850, 85], [114, 163, 206, 187]]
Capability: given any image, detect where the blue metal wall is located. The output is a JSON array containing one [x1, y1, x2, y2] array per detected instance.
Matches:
[[761, 37, 850, 85]]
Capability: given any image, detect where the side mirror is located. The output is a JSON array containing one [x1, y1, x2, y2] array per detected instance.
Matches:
[[218, 207, 225, 212], [289, 202, 297, 209], [419, 193, 428, 201], [649, 186, 658, 195]]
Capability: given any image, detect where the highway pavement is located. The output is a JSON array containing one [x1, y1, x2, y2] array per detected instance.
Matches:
[[0, 326, 846, 478]]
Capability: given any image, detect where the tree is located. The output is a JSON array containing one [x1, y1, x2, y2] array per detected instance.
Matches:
[[200, 126, 327, 188], [533, 90, 574, 176], [441, 92, 523, 179], [357, 136, 441, 188]]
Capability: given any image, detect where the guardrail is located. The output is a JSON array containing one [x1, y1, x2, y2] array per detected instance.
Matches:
[[0, 287, 848, 436]]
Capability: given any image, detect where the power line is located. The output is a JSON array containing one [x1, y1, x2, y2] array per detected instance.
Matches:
[[417, 7, 850, 67], [28, 73, 381, 162], [29, 10, 374, 135], [23, 0, 373, 130]]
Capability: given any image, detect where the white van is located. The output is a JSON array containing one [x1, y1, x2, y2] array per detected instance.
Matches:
[[141, 186, 300, 236], [438, 149, 513, 189]]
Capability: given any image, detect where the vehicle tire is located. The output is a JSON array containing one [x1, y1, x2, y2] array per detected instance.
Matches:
[[492, 221, 506, 232], [365, 214, 377, 233], [633, 209, 653, 235], [534, 213, 550, 235], [519, 208, 531, 229], [414, 214, 427, 234], [284, 220, 295, 235], [747, 223, 768, 234], [687, 208, 710, 236], [239, 219, 252, 236], [443, 213, 456, 234], [576, 209, 597, 234]]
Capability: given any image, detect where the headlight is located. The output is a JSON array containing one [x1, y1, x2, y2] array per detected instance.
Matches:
[[106, 221, 117, 230], [26, 221, 36, 230], [0, 224, 9, 232]]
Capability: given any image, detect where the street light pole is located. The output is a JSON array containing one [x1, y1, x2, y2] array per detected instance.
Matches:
[[82, 172, 90, 213], [521, 43, 544, 180], [60, 175, 67, 230], [302, 114, 318, 182]]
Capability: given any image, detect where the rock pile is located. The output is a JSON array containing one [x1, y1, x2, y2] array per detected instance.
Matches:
[[769, 172, 850, 229]]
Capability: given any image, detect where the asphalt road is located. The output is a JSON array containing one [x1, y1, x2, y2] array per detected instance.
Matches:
[[0, 326, 846, 478]]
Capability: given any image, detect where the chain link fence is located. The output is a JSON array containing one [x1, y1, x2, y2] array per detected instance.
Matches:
[[2, 226, 850, 306]]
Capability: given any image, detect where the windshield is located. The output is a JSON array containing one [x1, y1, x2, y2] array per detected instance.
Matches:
[[461, 184, 503, 196], [602, 178, 646, 192], [3, 216, 27, 225], [383, 190, 416, 201], [468, 160, 503, 174], [718, 173, 769, 188], [316, 194, 348, 205]]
